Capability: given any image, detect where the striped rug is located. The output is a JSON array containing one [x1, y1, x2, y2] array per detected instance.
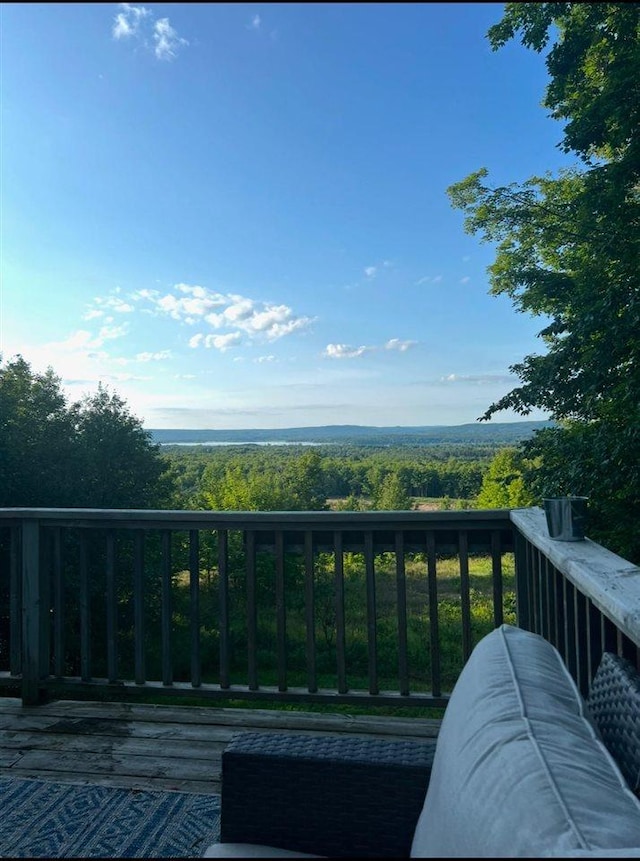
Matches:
[[0, 778, 220, 857]]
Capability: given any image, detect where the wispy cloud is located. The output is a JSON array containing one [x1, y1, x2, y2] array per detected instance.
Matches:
[[112, 3, 150, 39], [62, 323, 130, 351], [135, 350, 172, 362], [363, 260, 392, 280], [249, 14, 261, 30], [415, 274, 443, 286], [385, 338, 417, 352], [189, 332, 243, 352], [154, 18, 188, 61], [441, 373, 514, 384], [83, 291, 135, 319], [324, 343, 370, 359], [112, 3, 188, 61], [459, 276, 471, 285], [324, 338, 417, 359]]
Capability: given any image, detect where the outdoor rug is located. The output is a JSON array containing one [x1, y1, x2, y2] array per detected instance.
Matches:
[[0, 777, 221, 857]]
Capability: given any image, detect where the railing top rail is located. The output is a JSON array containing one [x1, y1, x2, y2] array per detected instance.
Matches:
[[0, 507, 513, 530], [511, 507, 640, 647]]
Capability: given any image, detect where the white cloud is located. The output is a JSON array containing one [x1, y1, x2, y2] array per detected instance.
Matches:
[[324, 343, 369, 359], [249, 14, 261, 30], [442, 373, 514, 384], [83, 292, 135, 320], [141, 283, 314, 345], [189, 331, 242, 352], [324, 337, 417, 359], [459, 276, 471, 285], [60, 323, 129, 352], [385, 338, 417, 352], [154, 18, 189, 61], [135, 350, 172, 362], [112, 4, 187, 61], [256, 355, 276, 363], [364, 266, 377, 278], [204, 332, 242, 352], [112, 3, 150, 40]]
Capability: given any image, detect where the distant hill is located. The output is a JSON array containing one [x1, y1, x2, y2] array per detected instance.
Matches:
[[149, 421, 553, 447]]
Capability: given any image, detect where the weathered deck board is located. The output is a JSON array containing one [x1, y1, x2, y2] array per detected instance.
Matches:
[[0, 698, 441, 794]]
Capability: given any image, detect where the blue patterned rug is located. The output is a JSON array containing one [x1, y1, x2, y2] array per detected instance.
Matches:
[[0, 778, 220, 857]]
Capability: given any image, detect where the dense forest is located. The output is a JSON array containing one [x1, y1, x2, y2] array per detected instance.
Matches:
[[163, 443, 499, 511]]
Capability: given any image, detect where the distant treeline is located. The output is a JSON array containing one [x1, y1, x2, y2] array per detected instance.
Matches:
[[163, 443, 497, 510], [151, 420, 553, 447]]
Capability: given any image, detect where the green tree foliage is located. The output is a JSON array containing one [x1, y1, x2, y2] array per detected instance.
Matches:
[[447, 3, 640, 560], [198, 450, 327, 511], [476, 448, 535, 510], [0, 356, 75, 506], [372, 472, 412, 510], [0, 355, 170, 508], [166, 444, 490, 512], [71, 385, 171, 508]]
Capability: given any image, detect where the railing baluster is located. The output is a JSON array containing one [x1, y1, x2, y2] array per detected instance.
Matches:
[[275, 531, 287, 692], [554, 563, 566, 659], [587, 598, 603, 686], [526, 542, 536, 632], [574, 589, 589, 696], [539, 552, 549, 641], [602, 613, 617, 656], [218, 529, 230, 689], [459, 530, 472, 663], [427, 531, 441, 698], [491, 530, 503, 628], [79, 532, 91, 683], [395, 531, 409, 696], [364, 531, 378, 696], [53, 527, 63, 678], [304, 531, 317, 694], [21, 519, 42, 705], [335, 531, 347, 695], [106, 530, 117, 683], [514, 529, 531, 631], [10, 525, 22, 676], [534, 547, 543, 635], [161, 530, 172, 686], [134, 531, 145, 685], [246, 530, 258, 690], [564, 578, 577, 680], [547, 560, 557, 649], [190, 530, 201, 688]]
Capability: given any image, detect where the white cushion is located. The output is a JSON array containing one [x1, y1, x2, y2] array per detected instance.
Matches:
[[411, 624, 640, 857]]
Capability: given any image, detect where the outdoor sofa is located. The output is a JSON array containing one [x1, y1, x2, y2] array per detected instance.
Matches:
[[204, 624, 640, 857]]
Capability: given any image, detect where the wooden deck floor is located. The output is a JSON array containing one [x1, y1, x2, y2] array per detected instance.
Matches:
[[0, 698, 441, 795]]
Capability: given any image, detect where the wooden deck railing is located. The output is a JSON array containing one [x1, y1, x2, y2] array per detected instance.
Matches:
[[0, 508, 513, 706], [1, 507, 638, 707], [511, 507, 640, 697]]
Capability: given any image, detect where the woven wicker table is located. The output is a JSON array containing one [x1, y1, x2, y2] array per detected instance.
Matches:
[[220, 732, 437, 858]]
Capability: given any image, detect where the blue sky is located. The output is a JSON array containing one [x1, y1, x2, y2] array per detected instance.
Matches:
[[2, 3, 575, 430]]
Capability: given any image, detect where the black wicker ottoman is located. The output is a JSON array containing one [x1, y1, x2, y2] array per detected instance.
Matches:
[[220, 732, 437, 858]]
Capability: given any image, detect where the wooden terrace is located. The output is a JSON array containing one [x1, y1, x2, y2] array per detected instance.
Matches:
[[1, 506, 639, 794], [0, 699, 440, 794]]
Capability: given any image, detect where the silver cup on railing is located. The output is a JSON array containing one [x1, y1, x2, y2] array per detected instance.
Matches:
[[543, 496, 589, 541]]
